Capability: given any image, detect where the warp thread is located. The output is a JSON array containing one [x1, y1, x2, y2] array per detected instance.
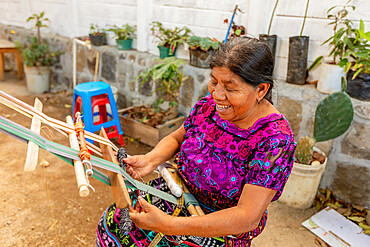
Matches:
[[116, 147, 132, 235]]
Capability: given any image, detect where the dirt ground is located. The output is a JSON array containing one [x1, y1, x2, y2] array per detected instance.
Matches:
[[0, 73, 317, 246]]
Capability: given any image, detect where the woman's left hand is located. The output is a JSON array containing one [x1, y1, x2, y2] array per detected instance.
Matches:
[[129, 196, 171, 232]]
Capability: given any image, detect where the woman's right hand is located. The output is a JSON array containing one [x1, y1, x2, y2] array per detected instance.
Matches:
[[123, 155, 156, 180]]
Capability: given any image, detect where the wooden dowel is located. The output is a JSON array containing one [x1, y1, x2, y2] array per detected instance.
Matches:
[[24, 98, 43, 171], [66, 116, 89, 197], [99, 127, 131, 208]]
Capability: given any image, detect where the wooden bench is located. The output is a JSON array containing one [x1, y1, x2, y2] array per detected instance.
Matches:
[[0, 39, 23, 81]]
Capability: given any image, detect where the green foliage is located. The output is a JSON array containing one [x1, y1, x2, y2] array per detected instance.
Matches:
[[15, 12, 60, 67], [135, 57, 189, 107], [15, 37, 58, 67], [323, 1, 370, 77], [295, 136, 314, 164], [89, 23, 105, 35], [186, 36, 221, 51], [296, 91, 353, 165], [150, 21, 192, 54], [307, 56, 324, 72], [314, 91, 354, 142], [108, 24, 136, 40]]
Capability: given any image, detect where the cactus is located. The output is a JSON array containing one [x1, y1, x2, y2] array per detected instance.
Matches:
[[296, 136, 314, 164], [314, 92, 354, 142], [295, 91, 353, 165]]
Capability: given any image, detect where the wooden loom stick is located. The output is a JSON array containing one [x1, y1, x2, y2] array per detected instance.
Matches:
[[170, 171, 200, 216], [99, 127, 131, 208], [24, 98, 43, 171], [66, 116, 90, 197]]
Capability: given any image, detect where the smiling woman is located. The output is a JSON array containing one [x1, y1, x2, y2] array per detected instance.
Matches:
[[96, 37, 296, 247]]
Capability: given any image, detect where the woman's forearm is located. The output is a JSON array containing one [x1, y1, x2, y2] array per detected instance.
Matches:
[[146, 126, 186, 169], [161, 205, 261, 237]]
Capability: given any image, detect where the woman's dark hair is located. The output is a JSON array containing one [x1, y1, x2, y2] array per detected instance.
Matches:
[[209, 37, 274, 104]]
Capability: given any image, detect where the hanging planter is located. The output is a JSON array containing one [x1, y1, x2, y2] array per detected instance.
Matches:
[[186, 36, 220, 68], [158, 46, 176, 59], [259, 0, 279, 61], [189, 49, 214, 68], [116, 39, 133, 50], [259, 34, 277, 61], [286, 36, 309, 84], [346, 71, 370, 101]]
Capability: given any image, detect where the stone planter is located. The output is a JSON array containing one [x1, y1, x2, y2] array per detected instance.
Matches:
[[279, 148, 327, 209], [189, 49, 214, 68], [317, 62, 345, 94], [24, 66, 50, 94], [118, 106, 185, 147]]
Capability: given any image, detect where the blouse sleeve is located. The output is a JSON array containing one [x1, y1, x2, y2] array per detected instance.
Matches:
[[183, 96, 209, 131], [245, 135, 296, 201]]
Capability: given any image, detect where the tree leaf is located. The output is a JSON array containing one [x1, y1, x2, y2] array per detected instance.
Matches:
[[308, 56, 323, 72]]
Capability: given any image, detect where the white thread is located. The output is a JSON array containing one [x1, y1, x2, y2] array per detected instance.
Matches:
[[158, 164, 182, 197]]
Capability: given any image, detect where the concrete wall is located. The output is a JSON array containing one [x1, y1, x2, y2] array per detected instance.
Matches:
[[0, 1, 369, 207], [1, 0, 369, 80]]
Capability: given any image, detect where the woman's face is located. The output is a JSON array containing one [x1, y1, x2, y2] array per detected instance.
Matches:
[[208, 66, 264, 125]]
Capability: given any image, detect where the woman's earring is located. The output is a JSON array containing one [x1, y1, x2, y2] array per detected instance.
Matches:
[[257, 98, 261, 104]]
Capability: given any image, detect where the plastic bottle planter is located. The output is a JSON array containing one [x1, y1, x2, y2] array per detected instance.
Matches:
[[158, 46, 176, 59], [259, 34, 277, 62], [286, 36, 309, 85], [346, 71, 370, 101], [189, 49, 214, 68], [116, 39, 133, 50], [24, 66, 50, 94], [317, 63, 345, 95], [89, 33, 107, 46]]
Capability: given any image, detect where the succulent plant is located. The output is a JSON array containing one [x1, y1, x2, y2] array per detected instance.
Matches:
[[296, 91, 354, 164], [296, 136, 315, 164]]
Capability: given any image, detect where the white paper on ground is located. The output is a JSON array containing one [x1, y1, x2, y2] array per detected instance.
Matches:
[[302, 207, 370, 247]]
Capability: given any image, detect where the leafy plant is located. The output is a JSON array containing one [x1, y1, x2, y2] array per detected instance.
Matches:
[[295, 90, 353, 164], [322, 0, 370, 78], [108, 24, 136, 40], [150, 21, 191, 55], [299, 0, 310, 36], [267, 0, 279, 36], [15, 12, 60, 67], [135, 57, 189, 109], [186, 36, 221, 51], [89, 23, 105, 35]]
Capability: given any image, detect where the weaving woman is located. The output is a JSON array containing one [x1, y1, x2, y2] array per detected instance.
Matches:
[[96, 37, 296, 247]]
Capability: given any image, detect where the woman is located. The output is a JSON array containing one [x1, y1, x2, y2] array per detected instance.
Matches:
[[97, 37, 296, 247]]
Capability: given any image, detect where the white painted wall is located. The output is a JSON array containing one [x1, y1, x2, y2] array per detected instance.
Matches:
[[1, 0, 369, 80]]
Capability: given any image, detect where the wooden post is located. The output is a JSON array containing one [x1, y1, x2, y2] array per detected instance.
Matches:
[[24, 98, 43, 171], [66, 116, 90, 197], [99, 127, 131, 208]]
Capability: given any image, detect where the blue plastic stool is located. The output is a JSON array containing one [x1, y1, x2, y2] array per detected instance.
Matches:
[[73, 81, 124, 146]]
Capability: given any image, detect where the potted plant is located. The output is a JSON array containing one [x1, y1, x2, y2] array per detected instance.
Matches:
[[286, 0, 310, 85], [259, 0, 279, 61], [186, 36, 221, 68], [279, 89, 354, 209], [343, 20, 370, 101], [150, 21, 191, 59], [89, 23, 106, 46], [108, 24, 136, 50], [119, 57, 188, 146], [15, 12, 60, 94], [315, 1, 355, 94]]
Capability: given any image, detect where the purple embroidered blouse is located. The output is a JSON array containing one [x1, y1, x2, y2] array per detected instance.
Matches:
[[177, 95, 296, 212]]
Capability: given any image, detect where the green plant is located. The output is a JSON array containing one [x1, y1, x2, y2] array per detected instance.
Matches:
[[322, 0, 370, 78], [299, 0, 310, 36], [295, 90, 354, 164], [108, 24, 136, 40], [150, 21, 191, 55], [15, 12, 60, 67], [186, 36, 221, 51], [267, 0, 279, 36], [135, 57, 189, 109], [90, 23, 105, 35]]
